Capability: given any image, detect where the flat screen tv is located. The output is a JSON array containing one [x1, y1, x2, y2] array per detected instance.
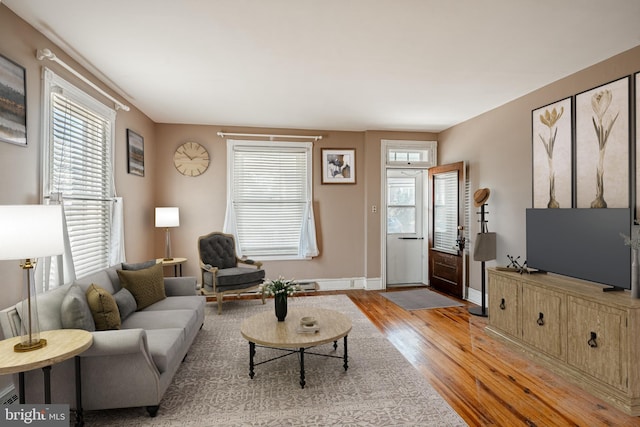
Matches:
[[526, 208, 631, 290]]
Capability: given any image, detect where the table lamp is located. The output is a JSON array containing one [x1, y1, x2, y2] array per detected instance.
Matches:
[[0, 205, 64, 352], [155, 207, 180, 261]]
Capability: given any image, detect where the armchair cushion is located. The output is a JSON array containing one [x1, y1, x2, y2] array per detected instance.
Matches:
[[199, 234, 237, 269], [61, 284, 96, 331], [118, 263, 166, 310], [216, 267, 265, 288], [86, 284, 121, 331]]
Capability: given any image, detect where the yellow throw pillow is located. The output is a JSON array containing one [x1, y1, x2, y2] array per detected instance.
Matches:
[[117, 263, 166, 310], [85, 283, 121, 330]]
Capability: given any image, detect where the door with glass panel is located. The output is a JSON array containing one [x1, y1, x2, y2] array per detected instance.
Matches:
[[428, 162, 465, 298], [386, 169, 426, 285]]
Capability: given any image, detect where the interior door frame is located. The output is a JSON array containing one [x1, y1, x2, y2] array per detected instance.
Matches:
[[380, 140, 437, 290]]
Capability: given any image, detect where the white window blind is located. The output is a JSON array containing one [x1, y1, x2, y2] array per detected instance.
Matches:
[[433, 171, 458, 253], [43, 69, 116, 279], [227, 141, 313, 258]]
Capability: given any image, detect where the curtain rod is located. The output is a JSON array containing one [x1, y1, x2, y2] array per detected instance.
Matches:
[[36, 48, 130, 112], [217, 131, 322, 141]]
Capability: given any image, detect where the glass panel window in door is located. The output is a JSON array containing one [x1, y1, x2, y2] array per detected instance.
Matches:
[[387, 177, 416, 234]]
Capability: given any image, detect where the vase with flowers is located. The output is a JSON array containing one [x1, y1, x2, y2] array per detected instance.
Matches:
[[621, 225, 640, 298], [261, 277, 300, 321]]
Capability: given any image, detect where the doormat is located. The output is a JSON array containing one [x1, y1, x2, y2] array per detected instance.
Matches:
[[380, 288, 464, 311]]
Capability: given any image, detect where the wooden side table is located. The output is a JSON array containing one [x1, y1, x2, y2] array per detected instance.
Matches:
[[158, 257, 187, 276], [0, 329, 92, 426]]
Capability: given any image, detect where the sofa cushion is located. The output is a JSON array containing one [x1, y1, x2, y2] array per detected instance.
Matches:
[[122, 259, 157, 271], [86, 284, 121, 330], [75, 269, 117, 294], [121, 309, 198, 339], [117, 263, 166, 310], [113, 288, 137, 321], [145, 328, 184, 374], [61, 284, 96, 331], [17, 284, 69, 332], [142, 295, 205, 313]]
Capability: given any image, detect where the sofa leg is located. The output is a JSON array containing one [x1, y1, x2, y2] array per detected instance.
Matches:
[[146, 405, 159, 417], [217, 293, 223, 315]]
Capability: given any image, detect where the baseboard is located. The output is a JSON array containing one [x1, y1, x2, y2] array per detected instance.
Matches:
[[467, 286, 484, 306]]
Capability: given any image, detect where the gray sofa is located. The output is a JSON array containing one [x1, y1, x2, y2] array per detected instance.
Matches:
[[0, 262, 205, 417]]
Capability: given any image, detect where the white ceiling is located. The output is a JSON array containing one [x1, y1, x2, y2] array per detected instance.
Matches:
[[4, 0, 640, 132]]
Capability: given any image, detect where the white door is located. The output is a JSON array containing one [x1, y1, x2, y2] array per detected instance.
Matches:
[[386, 169, 426, 285]]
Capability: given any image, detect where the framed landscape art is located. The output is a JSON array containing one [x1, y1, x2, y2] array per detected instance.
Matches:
[[575, 76, 630, 208], [321, 149, 356, 184], [0, 54, 27, 146], [532, 97, 572, 208], [127, 129, 145, 176]]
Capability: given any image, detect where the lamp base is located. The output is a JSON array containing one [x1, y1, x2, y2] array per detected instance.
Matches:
[[14, 338, 47, 353], [468, 306, 488, 317]]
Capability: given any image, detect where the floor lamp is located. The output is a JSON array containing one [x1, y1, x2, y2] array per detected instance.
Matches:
[[0, 205, 64, 351], [469, 189, 496, 318], [155, 207, 180, 261]]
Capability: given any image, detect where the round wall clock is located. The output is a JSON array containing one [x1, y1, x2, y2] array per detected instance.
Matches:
[[173, 142, 210, 177]]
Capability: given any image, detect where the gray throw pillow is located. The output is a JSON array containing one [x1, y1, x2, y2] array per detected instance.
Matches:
[[122, 259, 158, 271], [114, 288, 137, 321], [61, 284, 96, 331]]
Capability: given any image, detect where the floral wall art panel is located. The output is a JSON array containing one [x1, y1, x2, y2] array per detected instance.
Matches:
[[576, 76, 630, 208], [532, 97, 572, 208], [636, 72, 640, 220]]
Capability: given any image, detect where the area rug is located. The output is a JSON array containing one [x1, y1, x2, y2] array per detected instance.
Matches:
[[83, 295, 467, 426], [380, 288, 463, 311]]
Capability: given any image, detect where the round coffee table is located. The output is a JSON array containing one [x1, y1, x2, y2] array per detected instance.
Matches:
[[240, 307, 352, 388]]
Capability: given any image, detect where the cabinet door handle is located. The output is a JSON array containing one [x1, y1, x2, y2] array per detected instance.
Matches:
[[588, 332, 598, 348], [536, 312, 545, 326], [499, 298, 506, 310]]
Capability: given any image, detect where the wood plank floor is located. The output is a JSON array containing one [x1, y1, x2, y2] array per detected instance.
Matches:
[[337, 287, 640, 427]]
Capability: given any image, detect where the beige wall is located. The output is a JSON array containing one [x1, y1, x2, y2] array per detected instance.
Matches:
[[0, 6, 157, 309], [439, 44, 640, 292], [3, 3, 640, 306]]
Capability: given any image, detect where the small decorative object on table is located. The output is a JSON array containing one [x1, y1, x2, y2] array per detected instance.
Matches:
[[261, 277, 300, 321], [620, 225, 640, 298]]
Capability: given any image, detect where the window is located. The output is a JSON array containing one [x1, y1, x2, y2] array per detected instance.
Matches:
[[433, 171, 458, 253], [224, 140, 317, 259], [387, 177, 416, 234], [384, 140, 437, 168], [42, 68, 116, 279]]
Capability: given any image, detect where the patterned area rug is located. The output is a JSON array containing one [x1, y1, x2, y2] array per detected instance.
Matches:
[[83, 295, 467, 426], [380, 289, 464, 311]]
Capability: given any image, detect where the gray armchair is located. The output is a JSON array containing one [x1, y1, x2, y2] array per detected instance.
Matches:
[[198, 232, 266, 314]]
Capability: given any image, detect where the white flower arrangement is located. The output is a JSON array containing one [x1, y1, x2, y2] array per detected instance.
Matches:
[[260, 276, 300, 297], [620, 225, 640, 250]]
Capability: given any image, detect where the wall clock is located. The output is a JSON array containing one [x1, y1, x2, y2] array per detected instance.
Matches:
[[173, 141, 210, 177]]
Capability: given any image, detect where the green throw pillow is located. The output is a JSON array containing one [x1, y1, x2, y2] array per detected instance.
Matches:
[[117, 263, 166, 310], [61, 284, 96, 331], [85, 284, 121, 331]]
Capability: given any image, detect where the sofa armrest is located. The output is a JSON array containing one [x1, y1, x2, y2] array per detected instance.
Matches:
[[82, 329, 149, 357], [164, 276, 197, 296]]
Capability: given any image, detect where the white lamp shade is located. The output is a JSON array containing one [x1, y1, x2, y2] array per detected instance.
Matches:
[[155, 207, 180, 228], [0, 205, 64, 260]]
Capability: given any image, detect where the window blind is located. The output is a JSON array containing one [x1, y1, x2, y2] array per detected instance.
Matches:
[[433, 171, 458, 253], [48, 92, 113, 278], [230, 144, 310, 257]]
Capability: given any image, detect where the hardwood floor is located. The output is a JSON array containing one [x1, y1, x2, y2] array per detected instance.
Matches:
[[337, 288, 640, 427]]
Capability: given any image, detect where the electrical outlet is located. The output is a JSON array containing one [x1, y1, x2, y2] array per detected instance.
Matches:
[[371, 205, 377, 213]]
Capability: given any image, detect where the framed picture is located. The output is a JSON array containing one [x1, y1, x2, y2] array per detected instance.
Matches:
[[636, 72, 640, 220], [0, 54, 27, 146], [532, 97, 573, 208], [127, 129, 144, 176], [321, 148, 356, 184], [576, 76, 630, 208]]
